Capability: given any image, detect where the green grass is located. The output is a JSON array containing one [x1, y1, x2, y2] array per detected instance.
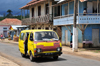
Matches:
[[94, 50, 100, 53]]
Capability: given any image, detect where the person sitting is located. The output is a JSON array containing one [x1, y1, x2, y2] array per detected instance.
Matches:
[[83, 8, 87, 15], [37, 33, 42, 40]]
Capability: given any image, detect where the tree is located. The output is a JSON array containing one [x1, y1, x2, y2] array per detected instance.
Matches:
[[7, 9, 12, 14], [6, 9, 13, 17]]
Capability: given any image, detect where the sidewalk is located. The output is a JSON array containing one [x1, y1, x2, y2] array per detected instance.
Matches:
[[0, 39, 18, 44], [0, 55, 19, 66], [63, 46, 100, 61], [0, 39, 100, 61]]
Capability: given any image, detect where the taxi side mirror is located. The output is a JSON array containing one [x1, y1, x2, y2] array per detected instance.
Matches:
[[59, 37, 61, 40], [30, 38, 34, 41]]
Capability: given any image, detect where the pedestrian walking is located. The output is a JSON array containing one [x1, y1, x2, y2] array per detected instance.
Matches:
[[70, 33, 73, 48]]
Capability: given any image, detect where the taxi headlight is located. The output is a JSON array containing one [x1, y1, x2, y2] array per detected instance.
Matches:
[[37, 48, 42, 53], [57, 47, 61, 51]]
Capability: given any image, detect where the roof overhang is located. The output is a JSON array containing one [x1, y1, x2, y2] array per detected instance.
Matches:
[[20, 0, 46, 9], [52, 0, 87, 7]]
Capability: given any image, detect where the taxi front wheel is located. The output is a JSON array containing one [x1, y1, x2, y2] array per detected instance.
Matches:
[[30, 52, 34, 61], [53, 56, 58, 60]]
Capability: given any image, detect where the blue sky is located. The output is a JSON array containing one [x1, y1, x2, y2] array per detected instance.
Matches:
[[0, 0, 32, 16]]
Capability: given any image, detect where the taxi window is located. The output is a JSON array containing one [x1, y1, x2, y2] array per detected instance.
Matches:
[[20, 33, 25, 40], [30, 33, 33, 41]]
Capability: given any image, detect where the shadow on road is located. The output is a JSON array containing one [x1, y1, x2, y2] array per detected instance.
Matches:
[[34, 57, 66, 63], [22, 56, 66, 63]]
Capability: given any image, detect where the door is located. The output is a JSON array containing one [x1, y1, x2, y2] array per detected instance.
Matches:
[[65, 30, 68, 45], [87, 2, 93, 13], [3, 31, 7, 38], [28, 33, 34, 55], [19, 33, 25, 54], [92, 29, 99, 47]]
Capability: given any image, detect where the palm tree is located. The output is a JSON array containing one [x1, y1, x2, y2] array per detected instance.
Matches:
[[7, 9, 13, 17], [7, 9, 12, 14]]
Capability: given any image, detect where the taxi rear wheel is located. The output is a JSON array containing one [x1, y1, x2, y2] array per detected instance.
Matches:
[[21, 53, 26, 57], [53, 56, 58, 60], [30, 52, 34, 61]]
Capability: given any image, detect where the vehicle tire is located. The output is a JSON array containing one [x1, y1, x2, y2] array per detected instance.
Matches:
[[53, 56, 58, 60], [21, 53, 26, 57], [30, 52, 34, 61]]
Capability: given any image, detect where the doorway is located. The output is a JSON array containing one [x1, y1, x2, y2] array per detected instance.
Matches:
[[3, 31, 7, 38], [92, 29, 99, 47]]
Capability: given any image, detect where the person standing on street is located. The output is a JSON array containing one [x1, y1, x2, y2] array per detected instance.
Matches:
[[70, 33, 73, 48], [24, 34, 29, 56], [0, 34, 3, 40]]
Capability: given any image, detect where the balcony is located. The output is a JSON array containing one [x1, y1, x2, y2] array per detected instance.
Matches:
[[22, 14, 53, 25], [53, 13, 100, 26]]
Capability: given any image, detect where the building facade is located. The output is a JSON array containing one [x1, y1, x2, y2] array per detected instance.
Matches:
[[20, 0, 58, 30], [0, 18, 22, 39], [53, 0, 100, 47]]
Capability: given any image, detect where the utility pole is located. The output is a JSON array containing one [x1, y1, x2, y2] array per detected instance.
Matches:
[[73, 0, 78, 52]]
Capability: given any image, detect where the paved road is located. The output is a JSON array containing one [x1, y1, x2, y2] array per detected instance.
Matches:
[[0, 42, 100, 66]]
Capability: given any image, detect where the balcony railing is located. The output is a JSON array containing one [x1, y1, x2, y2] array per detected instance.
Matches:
[[22, 14, 53, 25], [53, 13, 100, 26]]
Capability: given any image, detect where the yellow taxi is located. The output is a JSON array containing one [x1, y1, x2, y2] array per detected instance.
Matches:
[[18, 30, 62, 61]]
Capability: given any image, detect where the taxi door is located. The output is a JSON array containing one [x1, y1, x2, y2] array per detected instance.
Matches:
[[19, 32, 25, 54], [28, 32, 34, 55]]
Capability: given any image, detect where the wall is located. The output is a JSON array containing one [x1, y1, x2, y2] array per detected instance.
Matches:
[[61, 24, 100, 47], [61, 26, 83, 47], [69, 1, 74, 14], [84, 24, 100, 43]]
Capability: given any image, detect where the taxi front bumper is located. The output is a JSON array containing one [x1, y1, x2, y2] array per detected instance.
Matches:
[[34, 52, 62, 57]]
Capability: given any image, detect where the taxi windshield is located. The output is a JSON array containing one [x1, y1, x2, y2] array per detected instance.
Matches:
[[34, 31, 59, 41]]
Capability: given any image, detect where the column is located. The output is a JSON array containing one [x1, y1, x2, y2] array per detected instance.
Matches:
[[29, 7, 32, 21], [44, 2, 46, 15], [21, 9, 22, 20], [24, 10, 25, 18]]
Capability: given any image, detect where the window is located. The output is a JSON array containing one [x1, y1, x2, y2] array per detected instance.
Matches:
[[30, 33, 33, 41], [45, 4, 49, 14], [3, 27, 7, 29], [20, 33, 25, 40], [3, 27, 7, 31], [38, 6, 41, 16], [35, 31, 59, 41]]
